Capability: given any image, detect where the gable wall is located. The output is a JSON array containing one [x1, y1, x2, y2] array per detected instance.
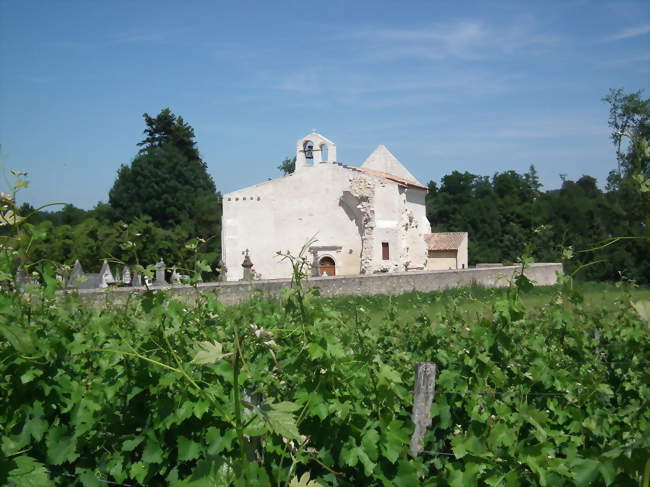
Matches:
[[222, 164, 364, 280], [222, 163, 432, 281]]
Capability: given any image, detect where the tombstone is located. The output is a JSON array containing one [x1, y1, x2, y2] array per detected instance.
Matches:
[[68, 260, 85, 288], [15, 266, 27, 288], [154, 259, 167, 286], [122, 266, 131, 285], [131, 270, 142, 287], [218, 260, 227, 281], [171, 266, 181, 284], [242, 249, 254, 281], [98, 260, 115, 288]]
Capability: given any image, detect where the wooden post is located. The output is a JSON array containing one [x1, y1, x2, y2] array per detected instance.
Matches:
[[410, 362, 437, 458], [243, 389, 264, 462]]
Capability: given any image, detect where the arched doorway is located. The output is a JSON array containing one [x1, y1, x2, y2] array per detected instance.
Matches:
[[319, 256, 336, 276]]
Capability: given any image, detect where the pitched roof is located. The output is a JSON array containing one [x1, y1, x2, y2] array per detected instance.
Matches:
[[424, 232, 468, 251], [343, 165, 428, 190], [361, 145, 423, 186]]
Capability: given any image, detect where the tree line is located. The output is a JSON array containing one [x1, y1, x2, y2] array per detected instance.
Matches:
[[8, 89, 649, 283], [9, 109, 222, 275], [426, 89, 649, 283]]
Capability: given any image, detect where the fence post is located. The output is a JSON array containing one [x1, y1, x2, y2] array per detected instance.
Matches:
[[243, 389, 264, 462], [410, 362, 437, 458]]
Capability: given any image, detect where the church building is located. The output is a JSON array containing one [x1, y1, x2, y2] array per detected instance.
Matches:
[[221, 131, 468, 281]]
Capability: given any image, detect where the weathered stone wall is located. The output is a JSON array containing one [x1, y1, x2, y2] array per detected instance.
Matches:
[[71, 263, 562, 308]]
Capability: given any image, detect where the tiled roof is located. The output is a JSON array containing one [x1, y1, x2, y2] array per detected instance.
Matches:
[[424, 232, 468, 251], [343, 165, 428, 190]]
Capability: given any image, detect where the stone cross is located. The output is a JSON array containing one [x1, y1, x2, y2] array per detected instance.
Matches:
[[242, 250, 254, 281]]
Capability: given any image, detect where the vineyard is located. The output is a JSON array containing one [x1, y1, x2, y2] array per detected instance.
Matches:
[[1, 271, 649, 486]]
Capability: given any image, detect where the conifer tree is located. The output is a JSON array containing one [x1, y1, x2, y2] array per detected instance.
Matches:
[[108, 109, 221, 240]]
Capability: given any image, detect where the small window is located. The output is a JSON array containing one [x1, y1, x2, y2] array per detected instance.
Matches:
[[382, 242, 389, 260]]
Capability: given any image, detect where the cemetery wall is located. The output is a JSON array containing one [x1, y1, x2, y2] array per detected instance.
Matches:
[[71, 262, 562, 307]]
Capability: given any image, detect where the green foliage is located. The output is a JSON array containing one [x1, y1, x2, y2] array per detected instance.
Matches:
[[426, 165, 649, 283], [109, 143, 220, 234], [278, 156, 296, 175], [0, 255, 648, 485], [602, 88, 650, 179], [107, 108, 221, 262], [2, 108, 223, 273], [426, 167, 545, 265], [424, 89, 649, 284], [138, 107, 202, 163]]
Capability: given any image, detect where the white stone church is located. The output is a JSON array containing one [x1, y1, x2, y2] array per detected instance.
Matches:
[[221, 131, 468, 281]]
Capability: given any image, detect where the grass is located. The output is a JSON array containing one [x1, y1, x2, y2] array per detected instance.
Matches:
[[321, 281, 650, 326]]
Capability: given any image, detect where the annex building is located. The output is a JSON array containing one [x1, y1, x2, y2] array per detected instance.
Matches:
[[221, 131, 468, 281]]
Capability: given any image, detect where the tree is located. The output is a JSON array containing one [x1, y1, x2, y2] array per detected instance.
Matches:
[[137, 108, 201, 163], [278, 156, 296, 175], [603, 89, 650, 178], [108, 109, 221, 241]]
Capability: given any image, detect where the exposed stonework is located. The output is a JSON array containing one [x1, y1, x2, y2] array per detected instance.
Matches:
[[341, 175, 376, 274], [398, 187, 415, 271]]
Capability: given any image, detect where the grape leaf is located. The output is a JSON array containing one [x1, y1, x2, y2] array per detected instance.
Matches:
[[177, 436, 201, 461], [263, 402, 301, 440], [46, 426, 78, 465], [191, 341, 231, 365], [6, 455, 50, 487]]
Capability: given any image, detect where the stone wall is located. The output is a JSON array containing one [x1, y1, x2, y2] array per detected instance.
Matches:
[[71, 263, 563, 308]]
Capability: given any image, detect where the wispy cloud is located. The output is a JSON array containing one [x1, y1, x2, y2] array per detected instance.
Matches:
[[602, 23, 650, 41], [596, 51, 650, 68], [274, 66, 518, 111], [346, 18, 562, 61]]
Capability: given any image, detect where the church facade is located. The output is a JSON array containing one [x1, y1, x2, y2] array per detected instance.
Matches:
[[221, 132, 468, 281]]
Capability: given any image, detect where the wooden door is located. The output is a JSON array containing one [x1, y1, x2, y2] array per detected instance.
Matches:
[[319, 257, 336, 276]]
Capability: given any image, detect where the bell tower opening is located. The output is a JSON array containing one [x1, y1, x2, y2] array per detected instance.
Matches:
[[295, 130, 337, 171], [303, 140, 315, 165], [321, 144, 329, 162]]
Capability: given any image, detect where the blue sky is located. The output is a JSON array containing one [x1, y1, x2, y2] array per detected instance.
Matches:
[[1, 0, 649, 209]]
